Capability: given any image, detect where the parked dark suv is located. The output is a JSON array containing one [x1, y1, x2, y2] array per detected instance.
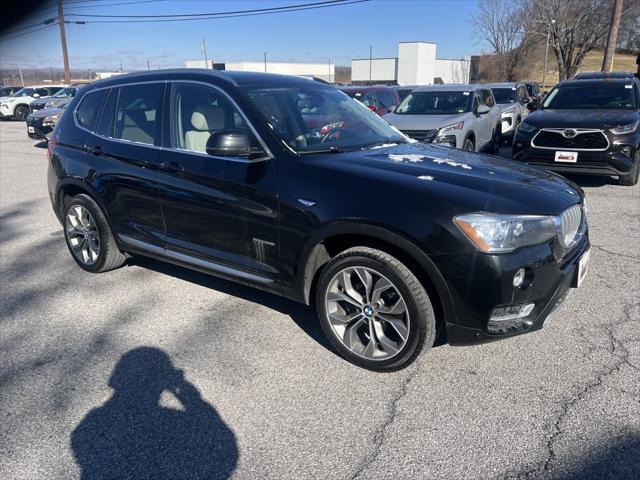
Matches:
[[513, 76, 640, 186], [48, 70, 590, 371]]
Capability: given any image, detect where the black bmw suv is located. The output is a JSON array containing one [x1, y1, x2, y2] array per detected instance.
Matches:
[[47, 70, 590, 371], [513, 77, 640, 186]]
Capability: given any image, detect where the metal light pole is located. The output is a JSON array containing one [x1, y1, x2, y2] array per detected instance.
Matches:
[[369, 45, 373, 85], [56, 0, 71, 84], [542, 19, 555, 92], [18, 64, 24, 86], [264, 52, 268, 73], [201, 37, 209, 69], [328, 58, 332, 83], [147, 60, 150, 71]]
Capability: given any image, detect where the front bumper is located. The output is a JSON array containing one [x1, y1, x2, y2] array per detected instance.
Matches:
[[0, 104, 13, 118], [437, 232, 590, 345], [26, 118, 52, 140], [513, 130, 639, 177]]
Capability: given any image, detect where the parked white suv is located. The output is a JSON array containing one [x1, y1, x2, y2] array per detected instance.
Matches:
[[383, 84, 501, 153], [0, 85, 64, 121], [486, 82, 531, 143]]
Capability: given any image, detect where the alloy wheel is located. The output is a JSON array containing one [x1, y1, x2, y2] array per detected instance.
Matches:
[[66, 205, 100, 265], [324, 266, 410, 360]]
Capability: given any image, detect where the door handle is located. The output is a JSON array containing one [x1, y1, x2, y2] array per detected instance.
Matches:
[[86, 145, 103, 156], [159, 161, 184, 173]]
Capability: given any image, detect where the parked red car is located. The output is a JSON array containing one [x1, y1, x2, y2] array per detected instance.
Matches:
[[339, 86, 401, 116]]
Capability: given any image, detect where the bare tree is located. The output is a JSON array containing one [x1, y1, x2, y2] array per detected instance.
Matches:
[[472, 0, 536, 81], [532, 0, 614, 80]]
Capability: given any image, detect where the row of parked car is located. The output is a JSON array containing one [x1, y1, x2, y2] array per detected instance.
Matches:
[[0, 83, 82, 140], [339, 72, 640, 186]]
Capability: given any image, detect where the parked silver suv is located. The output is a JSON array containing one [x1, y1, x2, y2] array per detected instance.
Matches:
[[486, 82, 531, 143], [383, 84, 501, 153]]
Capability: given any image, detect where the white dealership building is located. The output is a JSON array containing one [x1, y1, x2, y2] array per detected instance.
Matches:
[[351, 42, 470, 85], [185, 59, 335, 83]]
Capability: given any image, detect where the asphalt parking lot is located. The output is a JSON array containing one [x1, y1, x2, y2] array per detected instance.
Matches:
[[1, 120, 639, 480]]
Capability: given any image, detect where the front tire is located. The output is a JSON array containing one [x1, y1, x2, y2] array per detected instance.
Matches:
[[14, 105, 30, 121], [462, 137, 475, 152], [619, 152, 640, 186], [315, 247, 436, 371], [63, 194, 126, 273]]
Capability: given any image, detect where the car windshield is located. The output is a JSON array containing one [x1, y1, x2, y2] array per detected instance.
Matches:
[[341, 90, 364, 101], [12, 88, 35, 97], [491, 88, 517, 104], [394, 91, 471, 115], [543, 83, 638, 110], [243, 85, 407, 154], [52, 87, 76, 98]]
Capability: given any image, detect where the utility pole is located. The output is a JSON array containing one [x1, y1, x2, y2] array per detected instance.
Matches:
[[147, 60, 150, 71], [602, 0, 624, 72], [264, 52, 268, 73], [56, 0, 71, 84], [201, 38, 209, 69], [18, 64, 24, 86], [50, 66, 55, 83], [542, 19, 555, 92], [369, 45, 372, 85], [328, 58, 332, 83]]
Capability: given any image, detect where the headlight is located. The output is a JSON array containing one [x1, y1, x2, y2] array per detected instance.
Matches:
[[45, 102, 53, 108], [518, 121, 537, 133], [42, 114, 60, 126], [454, 213, 558, 253], [609, 120, 638, 135], [438, 122, 464, 135], [501, 108, 516, 117], [0, 102, 7, 108]]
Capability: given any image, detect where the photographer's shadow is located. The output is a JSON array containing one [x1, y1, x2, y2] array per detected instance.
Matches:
[[71, 347, 237, 479]]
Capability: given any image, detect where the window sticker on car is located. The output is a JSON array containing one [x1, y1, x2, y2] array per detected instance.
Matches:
[[624, 85, 632, 89], [463, 92, 470, 95]]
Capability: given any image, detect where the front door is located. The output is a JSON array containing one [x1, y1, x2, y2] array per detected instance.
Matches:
[[157, 81, 279, 281]]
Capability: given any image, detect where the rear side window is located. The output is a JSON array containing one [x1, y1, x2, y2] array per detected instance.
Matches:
[[113, 83, 163, 146], [96, 88, 118, 138], [76, 90, 107, 131]]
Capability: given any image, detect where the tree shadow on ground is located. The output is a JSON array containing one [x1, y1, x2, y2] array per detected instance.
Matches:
[[71, 347, 238, 480]]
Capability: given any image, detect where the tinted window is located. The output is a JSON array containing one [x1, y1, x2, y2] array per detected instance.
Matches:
[[35, 88, 49, 97], [395, 91, 472, 115], [543, 83, 638, 110], [378, 91, 397, 108], [491, 88, 517, 104], [76, 90, 106, 131], [170, 82, 250, 154], [526, 84, 537, 96], [114, 83, 163, 145], [96, 88, 118, 137]]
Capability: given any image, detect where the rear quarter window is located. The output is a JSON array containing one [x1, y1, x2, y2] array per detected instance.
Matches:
[[75, 90, 107, 131]]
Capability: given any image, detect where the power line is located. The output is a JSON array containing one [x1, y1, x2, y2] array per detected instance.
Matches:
[[69, 0, 370, 23], [65, 0, 359, 18], [0, 23, 57, 42]]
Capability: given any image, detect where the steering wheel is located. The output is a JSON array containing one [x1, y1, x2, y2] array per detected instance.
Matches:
[[321, 127, 344, 143]]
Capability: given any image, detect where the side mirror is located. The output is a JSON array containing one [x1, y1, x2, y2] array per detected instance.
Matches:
[[521, 96, 531, 105], [476, 104, 490, 115], [206, 129, 257, 158], [32, 93, 40, 98], [526, 101, 538, 111]]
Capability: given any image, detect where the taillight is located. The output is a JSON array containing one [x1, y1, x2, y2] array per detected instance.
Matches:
[[47, 138, 57, 160]]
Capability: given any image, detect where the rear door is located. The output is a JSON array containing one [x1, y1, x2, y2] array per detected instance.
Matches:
[[84, 82, 166, 249]]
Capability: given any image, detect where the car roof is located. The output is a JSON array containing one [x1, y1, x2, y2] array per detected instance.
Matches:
[[412, 84, 484, 92], [484, 82, 523, 88], [574, 71, 635, 79], [83, 69, 326, 90], [339, 85, 395, 91], [559, 77, 638, 87]]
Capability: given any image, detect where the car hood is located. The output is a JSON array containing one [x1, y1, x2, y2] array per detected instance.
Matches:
[[525, 109, 639, 129], [32, 96, 55, 105], [383, 112, 469, 130], [496, 102, 519, 113], [318, 142, 582, 215], [28, 107, 64, 119], [45, 98, 72, 107]]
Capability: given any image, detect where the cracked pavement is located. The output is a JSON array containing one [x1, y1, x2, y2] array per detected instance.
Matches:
[[1, 123, 639, 479]]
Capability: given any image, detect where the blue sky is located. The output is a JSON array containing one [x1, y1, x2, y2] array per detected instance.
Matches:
[[0, 0, 484, 71]]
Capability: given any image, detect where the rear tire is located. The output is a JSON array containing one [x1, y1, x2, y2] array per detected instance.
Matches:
[[619, 153, 640, 186], [315, 247, 436, 371], [63, 194, 126, 273], [14, 105, 30, 121]]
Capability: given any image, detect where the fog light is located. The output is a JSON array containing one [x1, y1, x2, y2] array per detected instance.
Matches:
[[513, 268, 526, 288], [620, 145, 633, 158], [490, 303, 535, 322]]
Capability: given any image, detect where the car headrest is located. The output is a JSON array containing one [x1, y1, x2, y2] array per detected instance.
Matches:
[[191, 105, 225, 131]]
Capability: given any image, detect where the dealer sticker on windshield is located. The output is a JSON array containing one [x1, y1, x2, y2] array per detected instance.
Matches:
[[555, 151, 578, 163]]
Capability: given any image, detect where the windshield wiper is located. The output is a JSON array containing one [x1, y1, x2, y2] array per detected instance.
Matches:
[[297, 146, 344, 155]]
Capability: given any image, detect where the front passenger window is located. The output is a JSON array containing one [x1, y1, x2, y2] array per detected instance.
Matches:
[[170, 83, 251, 155]]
